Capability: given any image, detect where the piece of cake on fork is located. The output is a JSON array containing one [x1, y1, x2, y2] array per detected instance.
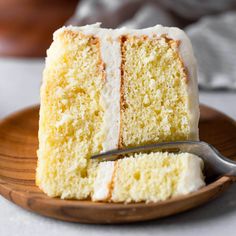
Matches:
[[93, 152, 205, 203], [36, 23, 203, 201]]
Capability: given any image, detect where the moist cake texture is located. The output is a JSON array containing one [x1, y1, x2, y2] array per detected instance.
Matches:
[[37, 31, 105, 199], [120, 35, 192, 147], [37, 23, 200, 200], [93, 152, 205, 203]]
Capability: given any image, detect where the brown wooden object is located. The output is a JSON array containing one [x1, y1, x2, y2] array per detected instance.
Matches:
[[0, 105, 235, 223]]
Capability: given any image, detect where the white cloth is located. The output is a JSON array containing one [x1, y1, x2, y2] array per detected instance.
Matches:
[[70, 0, 236, 90], [187, 12, 236, 89]]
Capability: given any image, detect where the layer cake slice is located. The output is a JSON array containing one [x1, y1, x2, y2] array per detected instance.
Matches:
[[36, 23, 200, 200]]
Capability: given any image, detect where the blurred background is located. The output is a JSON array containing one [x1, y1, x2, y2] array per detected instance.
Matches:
[[0, 0, 236, 119]]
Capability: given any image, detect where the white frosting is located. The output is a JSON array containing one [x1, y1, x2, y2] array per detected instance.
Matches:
[[92, 161, 115, 201], [98, 33, 121, 151], [175, 154, 205, 195], [54, 23, 199, 151]]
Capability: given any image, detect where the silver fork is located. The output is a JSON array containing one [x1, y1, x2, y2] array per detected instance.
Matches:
[[91, 141, 236, 182]]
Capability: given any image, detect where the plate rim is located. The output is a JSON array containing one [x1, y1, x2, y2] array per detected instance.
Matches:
[[0, 104, 235, 223]]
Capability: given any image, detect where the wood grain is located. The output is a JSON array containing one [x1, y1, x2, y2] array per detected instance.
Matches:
[[0, 0, 78, 57], [0, 105, 235, 224]]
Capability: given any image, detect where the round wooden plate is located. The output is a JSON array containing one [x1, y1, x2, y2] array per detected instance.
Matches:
[[0, 105, 235, 224]]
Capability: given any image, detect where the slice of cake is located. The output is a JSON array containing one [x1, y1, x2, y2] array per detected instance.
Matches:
[[92, 152, 205, 203], [36, 23, 199, 200]]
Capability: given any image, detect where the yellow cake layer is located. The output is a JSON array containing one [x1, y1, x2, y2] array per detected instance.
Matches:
[[93, 152, 205, 203], [120, 35, 190, 148], [36, 30, 105, 199]]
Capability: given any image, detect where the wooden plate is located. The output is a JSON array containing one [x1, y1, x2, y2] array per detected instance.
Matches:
[[0, 105, 235, 224]]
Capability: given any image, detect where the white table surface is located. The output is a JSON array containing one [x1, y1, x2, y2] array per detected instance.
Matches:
[[0, 58, 236, 236]]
